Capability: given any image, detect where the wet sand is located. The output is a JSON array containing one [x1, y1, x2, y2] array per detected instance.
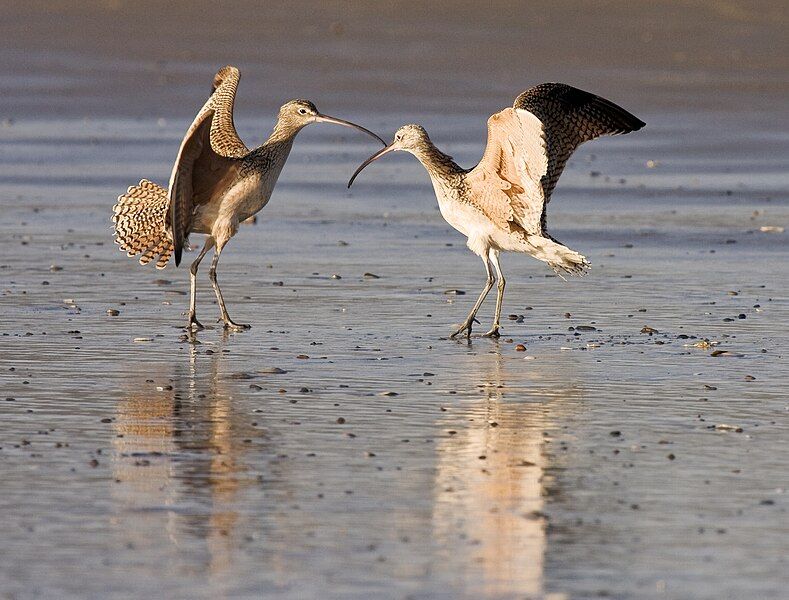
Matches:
[[1, 1, 788, 599]]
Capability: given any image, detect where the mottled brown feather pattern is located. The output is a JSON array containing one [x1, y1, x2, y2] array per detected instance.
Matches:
[[111, 179, 173, 269], [208, 66, 249, 159], [168, 65, 250, 265]]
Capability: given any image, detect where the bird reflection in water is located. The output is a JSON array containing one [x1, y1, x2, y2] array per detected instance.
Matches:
[[111, 334, 261, 583], [432, 344, 583, 599]]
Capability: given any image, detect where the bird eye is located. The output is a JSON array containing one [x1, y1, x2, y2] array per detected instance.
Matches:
[[298, 108, 307, 115]]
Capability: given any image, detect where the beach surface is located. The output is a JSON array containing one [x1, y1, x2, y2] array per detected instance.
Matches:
[[1, 2, 788, 598]]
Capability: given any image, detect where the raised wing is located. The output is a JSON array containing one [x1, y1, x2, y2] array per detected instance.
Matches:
[[468, 83, 644, 235], [207, 66, 249, 159], [168, 65, 250, 266], [514, 83, 645, 204], [466, 107, 549, 235]]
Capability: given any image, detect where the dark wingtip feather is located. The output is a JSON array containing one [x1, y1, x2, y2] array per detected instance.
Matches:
[[173, 230, 183, 267], [630, 116, 647, 131], [590, 94, 645, 134], [169, 194, 182, 267], [515, 82, 645, 137]]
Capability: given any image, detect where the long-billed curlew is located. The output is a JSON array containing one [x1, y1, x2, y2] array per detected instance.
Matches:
[[113, 65, 384, 331], [348, 84, 644, 338]]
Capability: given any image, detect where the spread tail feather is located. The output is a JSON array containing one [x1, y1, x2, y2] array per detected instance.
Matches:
[[526, 235, 590, 278], [111, 179, 174, 270]]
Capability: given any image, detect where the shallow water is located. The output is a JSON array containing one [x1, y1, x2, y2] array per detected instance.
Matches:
[[2, 2, 789, 599], [1, 107, 787, 599]]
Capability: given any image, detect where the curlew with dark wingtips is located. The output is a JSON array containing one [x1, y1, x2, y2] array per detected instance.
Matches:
[[349, 83, 644, 338]]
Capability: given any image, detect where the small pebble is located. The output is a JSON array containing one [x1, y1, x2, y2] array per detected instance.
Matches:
[[714, 424, 743, 433]]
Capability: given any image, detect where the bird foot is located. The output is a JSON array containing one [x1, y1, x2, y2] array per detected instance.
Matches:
[[449, 317, 480, 339], [185, 315, 205, 331], [223, 320, 251, 332], [482, 326, 501, 338]]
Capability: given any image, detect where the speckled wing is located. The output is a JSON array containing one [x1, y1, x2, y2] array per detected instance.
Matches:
[[207, 66, 250, 159], [167, 65, 250, 266], [514, 84, 645, 224], [469, 84, 645, 235]]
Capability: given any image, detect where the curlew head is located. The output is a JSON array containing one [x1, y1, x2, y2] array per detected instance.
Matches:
[[276, 99, 384, 144], [390, 124, 431, 151], [347, 124, 431, 187], [277, 99, 319, 127]]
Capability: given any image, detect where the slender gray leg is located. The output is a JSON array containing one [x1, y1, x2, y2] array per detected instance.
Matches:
[[208, 243, 250, 331], [450, 256, 495, 339], [483, 249, 505, 338], [186, 237, 215, 331]]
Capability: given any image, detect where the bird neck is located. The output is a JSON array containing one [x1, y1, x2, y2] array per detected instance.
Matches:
[[411, 141, 463, 181], [266, 119, 306, 144]]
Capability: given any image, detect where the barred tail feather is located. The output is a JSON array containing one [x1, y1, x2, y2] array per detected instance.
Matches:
[[111, 179, 174, 270], [526, 235, 590, 278]]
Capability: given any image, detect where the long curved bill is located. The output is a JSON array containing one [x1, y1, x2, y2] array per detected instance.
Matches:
[[316, 114, 386, 146], [347, 144, 396, 188]]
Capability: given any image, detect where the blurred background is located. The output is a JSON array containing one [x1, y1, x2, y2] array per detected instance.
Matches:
[[2, 0, 787, 119]]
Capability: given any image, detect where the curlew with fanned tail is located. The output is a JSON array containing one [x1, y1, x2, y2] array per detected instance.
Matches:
[[113, 65, 384, 331]]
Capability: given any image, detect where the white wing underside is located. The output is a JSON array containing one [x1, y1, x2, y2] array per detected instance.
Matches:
[[466, 107, 549, 236]]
